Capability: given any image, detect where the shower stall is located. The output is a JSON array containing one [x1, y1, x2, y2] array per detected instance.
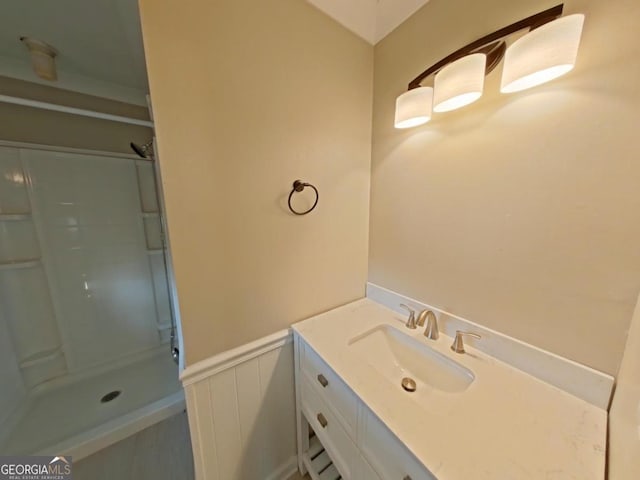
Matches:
[[0, 142, 184, 460]]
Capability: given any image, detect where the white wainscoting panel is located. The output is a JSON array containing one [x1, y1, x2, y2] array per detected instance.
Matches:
[[182, 330, 298, 480]]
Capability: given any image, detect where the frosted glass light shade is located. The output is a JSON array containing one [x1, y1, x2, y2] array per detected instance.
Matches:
[[31, 51, 57, 81], [433, 53, 486, 113], [20, 37, 58, 81], [394, 87, 434, 129], [501, 14, 585, 93]]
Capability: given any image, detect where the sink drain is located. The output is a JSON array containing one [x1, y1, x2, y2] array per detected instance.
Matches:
[[100, 390, 122, 403], [401, 377, 416, 392]]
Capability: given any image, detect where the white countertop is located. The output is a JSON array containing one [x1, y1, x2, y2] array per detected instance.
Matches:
[[292, 298, 607, 480]]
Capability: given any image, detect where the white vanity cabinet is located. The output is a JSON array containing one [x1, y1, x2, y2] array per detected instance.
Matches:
[[292, 298, 610, 480], [359, 409, 436, 480], [294, 334, 435, 480], [354, 454, 382, 480]]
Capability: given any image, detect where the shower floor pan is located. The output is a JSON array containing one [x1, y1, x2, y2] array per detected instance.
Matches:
[[1, 350, 185, 461]]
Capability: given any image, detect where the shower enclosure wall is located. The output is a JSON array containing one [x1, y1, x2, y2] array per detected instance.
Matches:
[[0, 143, 183, 458]]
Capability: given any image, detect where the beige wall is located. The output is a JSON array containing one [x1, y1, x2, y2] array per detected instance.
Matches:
[[0, 76, 151, 153], [370, 0, 640, 375], [139, 0, 373, 365], [610, 293, 640, 477]]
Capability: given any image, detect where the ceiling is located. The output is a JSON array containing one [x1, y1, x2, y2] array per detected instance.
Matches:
[[0, 0, 148, 105], [306, 0, 429, 44], [0, 0, 427, 106]]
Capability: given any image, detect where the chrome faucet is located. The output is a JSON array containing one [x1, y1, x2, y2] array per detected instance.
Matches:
[[417, 310, 438, 340], [451, 331, 481, 354], [399, 304, 417, 329]]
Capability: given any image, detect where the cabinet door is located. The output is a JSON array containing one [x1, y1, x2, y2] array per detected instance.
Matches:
[[360, 409, 437, 480], [355, 454, 383, 480]]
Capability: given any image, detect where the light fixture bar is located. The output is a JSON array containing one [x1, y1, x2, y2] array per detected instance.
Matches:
[[407, 4, 564, 90]]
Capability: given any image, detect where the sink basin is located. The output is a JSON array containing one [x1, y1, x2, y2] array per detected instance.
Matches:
[[348, 324, 475, 393]]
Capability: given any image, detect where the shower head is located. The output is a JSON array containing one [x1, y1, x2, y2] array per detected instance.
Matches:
[[130, 140, 154, 159]]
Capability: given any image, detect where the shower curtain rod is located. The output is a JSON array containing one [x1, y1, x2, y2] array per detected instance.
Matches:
[[0, 94, 154, 128]]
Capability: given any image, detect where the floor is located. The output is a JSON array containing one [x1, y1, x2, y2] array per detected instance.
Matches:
[[74, 411, 194, 480], [287, 472, 310, 480], [75, 410, 309, 480]]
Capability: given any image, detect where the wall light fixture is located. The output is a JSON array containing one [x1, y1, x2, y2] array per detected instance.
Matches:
[[394, 4, 584, 129], [501, 14, 585, 93], [395, 86, 434, 129], [433, 53, 487, 113]]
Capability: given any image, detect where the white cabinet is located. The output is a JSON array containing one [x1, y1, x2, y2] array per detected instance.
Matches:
[[295, 333, 436, 480], [300, 339, 358, 436], [360, 408, 437, 480], [301, 376, 359, 478], [354, 454, 383, 480]]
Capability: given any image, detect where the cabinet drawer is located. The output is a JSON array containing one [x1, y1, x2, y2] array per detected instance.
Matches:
[[302, 376, 358, 480], [300, 341, 358, 436], [361, 409, 436, 480]]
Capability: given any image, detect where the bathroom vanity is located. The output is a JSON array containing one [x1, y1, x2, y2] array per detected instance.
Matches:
[[292, 295, 610, 480]]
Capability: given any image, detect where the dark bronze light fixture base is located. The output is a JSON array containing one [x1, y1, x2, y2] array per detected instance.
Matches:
[[407, 4, 564, 90]]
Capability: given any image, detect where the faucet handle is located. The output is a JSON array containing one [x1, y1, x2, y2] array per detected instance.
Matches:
[[451, 330, 481, 354], [399, 304, 417, 329], [418, 310, 439, 340]]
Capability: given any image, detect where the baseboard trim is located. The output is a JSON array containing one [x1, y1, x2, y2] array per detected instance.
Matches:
[[180, 329, 292, 386], [267, 455, 299, 480]]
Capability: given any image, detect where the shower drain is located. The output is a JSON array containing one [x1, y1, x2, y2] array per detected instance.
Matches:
[[100, 390, 122, 403]]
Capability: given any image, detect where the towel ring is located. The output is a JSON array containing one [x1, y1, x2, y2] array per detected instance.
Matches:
[[288, 180, 319, 215]]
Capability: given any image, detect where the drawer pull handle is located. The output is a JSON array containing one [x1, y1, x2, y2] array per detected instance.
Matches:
[[317, 374, 329, 388], [317, 413, 328, 428], [403, 477, 412, 480]]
